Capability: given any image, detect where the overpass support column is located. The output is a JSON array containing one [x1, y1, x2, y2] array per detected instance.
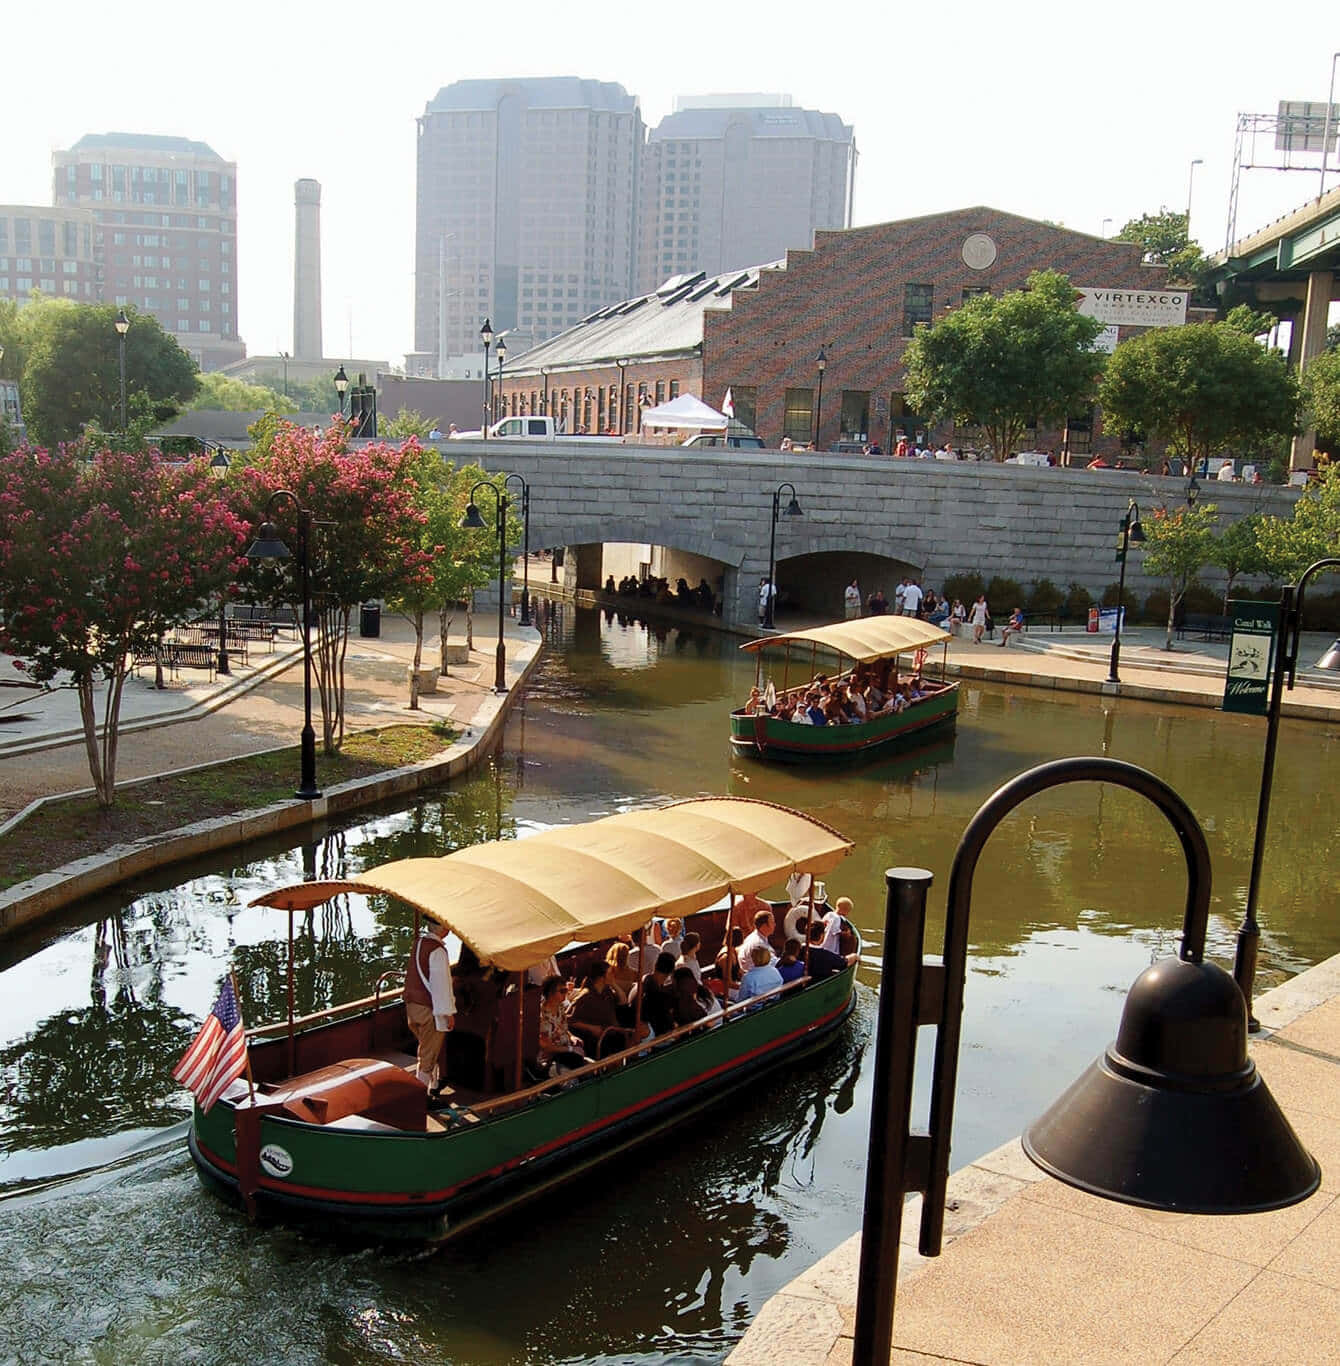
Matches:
[[1290, 269, 1335, 472], [566, 543, 604, 593]]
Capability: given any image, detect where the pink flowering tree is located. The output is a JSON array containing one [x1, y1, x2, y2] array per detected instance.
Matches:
[[242, 422, 433, 750], [0, 445, 248, 807]]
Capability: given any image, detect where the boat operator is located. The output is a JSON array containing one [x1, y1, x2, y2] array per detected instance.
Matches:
[[403, 925, 456, 1095]]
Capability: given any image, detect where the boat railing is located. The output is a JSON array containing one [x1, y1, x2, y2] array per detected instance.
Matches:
[[467, 972, 818, 1119], [245, 985, 403, 1041]]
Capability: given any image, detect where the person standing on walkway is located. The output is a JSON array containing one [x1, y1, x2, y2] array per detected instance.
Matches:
[[901, 580, 923, 617], [403, 924, 455, 1093], [758, 577, 776, 625], [844, 579, 862, 619], [970, 594, 989, 644]]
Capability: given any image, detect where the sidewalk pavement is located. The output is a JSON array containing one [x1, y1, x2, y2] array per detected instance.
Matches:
[[0, 612, 537, 824], [729, 950, 1340, 1365]]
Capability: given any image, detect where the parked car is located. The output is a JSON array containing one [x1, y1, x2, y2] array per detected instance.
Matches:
[[829, 439, 869, 455], [681, 432, 765, 449], [1005, 451, 1054, 467]]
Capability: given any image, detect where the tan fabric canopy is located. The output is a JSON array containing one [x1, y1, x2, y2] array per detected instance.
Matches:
[[740, 616, 950, 662], [250, 798, 853, 972]]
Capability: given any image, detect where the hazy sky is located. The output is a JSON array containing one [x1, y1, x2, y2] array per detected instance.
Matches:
[[4, 0, 1337, 366]]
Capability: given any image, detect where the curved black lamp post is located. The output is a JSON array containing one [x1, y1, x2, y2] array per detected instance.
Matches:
[[334, 365, 349, 416], [852, 756, 1319, 1365], [541, 365, 550, 416], [461, 481, 509, 692], [813, 347, 827, 450], [479, 319, 494, 439], [246, 490, 321, 799], [764, 482, 803, 629], [504, 472, 531, 627], [1234, 556, 1340, 1026], [208, 450, 233, 675], [495, 336, 507, 425], [1106, 499, 1145, 684], [114, 308, 130, 431]]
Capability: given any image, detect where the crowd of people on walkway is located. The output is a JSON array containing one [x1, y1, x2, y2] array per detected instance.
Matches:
[[605, 574, 717, 613]]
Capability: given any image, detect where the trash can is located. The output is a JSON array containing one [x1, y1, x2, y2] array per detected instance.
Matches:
[[359, 601, 381, 638], [1087, 607, 1100, 633]]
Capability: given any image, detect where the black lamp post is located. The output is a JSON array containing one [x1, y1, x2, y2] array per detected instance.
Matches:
[[765, 482, 803, 629], [1106, 499, 1145, 684], [208, 450, 233, 676], [480, 319, 494, 440], [496, 335, 507, 424], [813, 347, 827, 450], [279, 350, 290, 398], [461, 481, 509, 692], [616, 358, 629, 437], [1234, 556, 1340, 1027], [334, 365, 349, 416], [114, 308, 130, 431], [246, 490, 321, 799], [541, 365, 550, 416], [504, 472, 531, 627], [852, 756, 1319, 1365]]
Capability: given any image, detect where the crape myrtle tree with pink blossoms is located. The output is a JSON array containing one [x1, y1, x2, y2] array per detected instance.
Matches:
[[240, 422, 434, 752], [0, 445, 248, 808]]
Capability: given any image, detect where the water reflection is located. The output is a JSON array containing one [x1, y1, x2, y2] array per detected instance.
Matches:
[[0, 603, 1337, 1363]]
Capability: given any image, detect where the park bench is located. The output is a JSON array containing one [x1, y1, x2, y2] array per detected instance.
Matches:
[[132, 642, 217, 683], [1177, 613, 1232, 642]]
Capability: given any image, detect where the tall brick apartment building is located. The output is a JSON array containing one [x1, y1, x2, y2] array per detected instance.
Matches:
[[501, 206, 1176, 457]]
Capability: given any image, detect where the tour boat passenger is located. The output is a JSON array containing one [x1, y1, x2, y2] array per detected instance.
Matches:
[[738, 909, 777, 970], [538, 975, 588, 1074], [807, 921, 859, 981], [676, 931, 704, 983], [605, 942, 638, 1004], [777, 939, 806, 984], [737, 945, 784, 1006]]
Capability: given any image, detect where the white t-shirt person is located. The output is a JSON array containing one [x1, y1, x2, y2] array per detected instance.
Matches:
[[758, 579, 777, 621], [901, 582, 923, 616]]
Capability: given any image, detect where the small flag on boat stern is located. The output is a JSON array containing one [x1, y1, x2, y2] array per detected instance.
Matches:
[[172, 979, 248, 1113]]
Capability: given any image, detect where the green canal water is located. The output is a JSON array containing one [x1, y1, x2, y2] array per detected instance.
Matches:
[[1, 602, 1337, 1364]]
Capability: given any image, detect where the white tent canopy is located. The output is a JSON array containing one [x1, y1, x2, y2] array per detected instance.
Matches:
[[639, 393, 729, 431]]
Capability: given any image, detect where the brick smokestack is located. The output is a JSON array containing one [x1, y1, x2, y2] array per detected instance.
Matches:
[[293, 178, 323, 360]]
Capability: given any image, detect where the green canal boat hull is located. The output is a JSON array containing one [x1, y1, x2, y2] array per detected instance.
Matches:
[[188, 967, 856, 1241], [730, 685, 958, 764]]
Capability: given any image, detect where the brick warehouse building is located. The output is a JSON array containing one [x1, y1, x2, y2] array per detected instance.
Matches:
[[499, 206, 1181, 459]]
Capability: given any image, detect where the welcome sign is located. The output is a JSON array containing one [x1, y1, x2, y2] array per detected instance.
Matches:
[[1222, 601, 1280, 716]]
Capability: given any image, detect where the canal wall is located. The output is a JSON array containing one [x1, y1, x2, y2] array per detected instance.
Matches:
[[0, 637, 544, 941], [457, 439, 1300, 628]]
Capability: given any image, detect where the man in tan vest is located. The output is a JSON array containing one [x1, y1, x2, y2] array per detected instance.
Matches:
[[403, 924, 456, 1094]]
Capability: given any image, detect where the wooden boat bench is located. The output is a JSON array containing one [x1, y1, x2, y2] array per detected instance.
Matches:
[[266, 1057, 429, 1131]]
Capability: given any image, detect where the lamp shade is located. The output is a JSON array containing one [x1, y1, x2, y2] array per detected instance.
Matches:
[[1316, 639, 1340, 671], [460, 502, 488, 530], [333, 365, 349, 395], [784, 495, 803, 518], [1024, 955, 1320, 1214], [246, 520, 292, 561], [114, 309, 130, 337], [1128, 517, 1146, 544]]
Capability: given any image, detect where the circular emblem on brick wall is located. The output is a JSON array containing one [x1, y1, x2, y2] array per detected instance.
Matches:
[[961, 233, 998, 271]]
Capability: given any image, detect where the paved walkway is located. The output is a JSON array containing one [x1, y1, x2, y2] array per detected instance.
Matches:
[[0, 611, 539, 824], [729, 950, 1340, 1365]]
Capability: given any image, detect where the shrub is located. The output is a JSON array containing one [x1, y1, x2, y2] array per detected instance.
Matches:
[[942, 571, 984, 606], [985, 576, 1026, 611], [1026, 577, 1063, 615], [1063, 582, 1093, 621], [1100, 581, 1140, 612], [1181, 580, 1221, 615], [1144, 589, 1171, 624]]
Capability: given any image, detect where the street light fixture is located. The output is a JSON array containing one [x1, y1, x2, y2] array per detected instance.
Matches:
[[1185, 158, 1204, 236], [114, 308, 130, 431], [246, 490, 322, 799], [479, 319, 494, 440], [279, 350, 290, 398], [851, 756, 1320, 1365], [334, 365, 349, 416], [813, 347, 827, 451], [765, 482, 803, 629], [496, 336, 507, 424], [1106, 499, 1145, 684], [1234, 557, 1340, 1025], [208, 451, 233, 676], [504, 472, 532, 627], [461, 481, 510, 692], [616, 358, 629, 437], [541, 365, 550, 416]]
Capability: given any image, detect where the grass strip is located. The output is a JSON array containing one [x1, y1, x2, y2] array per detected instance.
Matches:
[[0, 722, 455, 892]]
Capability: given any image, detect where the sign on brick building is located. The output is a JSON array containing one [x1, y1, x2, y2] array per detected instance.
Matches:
[[1075, 288, 1188, 327]]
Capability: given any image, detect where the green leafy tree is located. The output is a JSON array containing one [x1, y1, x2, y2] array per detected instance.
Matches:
[[1140, 501, 1219, 649], [241, 426, 433, 752], [1211, 513, 1273, 612], [188, 372, 296, 414], [17, 300, 199, 446], [0, 446, 247, 806], [1099, 321, 1299, 470], [904, 270, 1105, 462], [380, 407, 433, 440], [1257, 463, 1340, 577], [1115, 210, 1213, 303], [0, 298, 24, 381], [1302, 348, 1340, 454]]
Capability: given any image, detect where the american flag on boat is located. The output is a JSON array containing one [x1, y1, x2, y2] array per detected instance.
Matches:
[[172, 979, 248, 1113]]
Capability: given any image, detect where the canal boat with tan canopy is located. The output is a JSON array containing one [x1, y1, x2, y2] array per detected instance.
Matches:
[[731, 616, 959, 763], [185, 797, 860, 1240]]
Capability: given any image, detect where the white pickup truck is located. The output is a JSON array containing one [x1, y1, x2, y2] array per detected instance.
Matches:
[[448, 416, 623, 442]]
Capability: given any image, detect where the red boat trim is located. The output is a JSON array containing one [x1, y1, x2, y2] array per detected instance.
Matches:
[[197, 991, 852, 1208]]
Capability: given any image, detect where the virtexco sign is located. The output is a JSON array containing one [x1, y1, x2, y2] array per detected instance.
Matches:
[[1075, 288, 1188, 327]]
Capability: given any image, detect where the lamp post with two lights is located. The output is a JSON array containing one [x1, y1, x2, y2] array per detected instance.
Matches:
[[1106, 499, 1145, 684]]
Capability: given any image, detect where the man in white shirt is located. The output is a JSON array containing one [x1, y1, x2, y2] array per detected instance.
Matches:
[[403, 926, 456, 1092], [901, 581, 923, 617], [844, 579, 862, 619], [894, 579, 907, 614], [738, 908, 777, 971], [758, 577, 777, 625]]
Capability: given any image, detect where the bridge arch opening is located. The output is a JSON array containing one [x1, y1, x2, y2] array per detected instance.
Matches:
[[775, 550, 922, 622], [565, 541, 736, 618]]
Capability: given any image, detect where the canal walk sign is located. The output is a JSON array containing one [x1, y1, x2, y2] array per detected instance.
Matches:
[[1222, 601, 1280, 715]]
